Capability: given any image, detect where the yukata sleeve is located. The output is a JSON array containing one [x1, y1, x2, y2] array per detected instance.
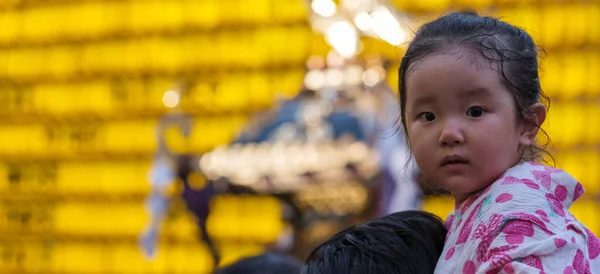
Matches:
[[475, 213, 593, 274]]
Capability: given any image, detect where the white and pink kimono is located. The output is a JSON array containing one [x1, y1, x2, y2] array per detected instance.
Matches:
[[435, 161, 600, 274]]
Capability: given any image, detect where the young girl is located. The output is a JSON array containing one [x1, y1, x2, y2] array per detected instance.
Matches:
[[398, 11, 600, 273]]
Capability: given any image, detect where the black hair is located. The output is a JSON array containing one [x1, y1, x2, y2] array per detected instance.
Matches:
[[398, 11, 552, 164], [301, 210, 447, 274], [213, 252, 302, 274]]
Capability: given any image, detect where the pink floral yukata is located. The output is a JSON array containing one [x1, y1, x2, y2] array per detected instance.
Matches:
[[434, 161, 600, 273]]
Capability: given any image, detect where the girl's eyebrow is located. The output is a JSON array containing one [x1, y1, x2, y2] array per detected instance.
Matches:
[[462, 87, 493, 99], [409, 95, 436, 110], [409, 87, 491, 109]]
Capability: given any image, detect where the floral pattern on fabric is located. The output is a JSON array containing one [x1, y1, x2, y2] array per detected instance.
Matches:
[[435, 162, 600, 274]]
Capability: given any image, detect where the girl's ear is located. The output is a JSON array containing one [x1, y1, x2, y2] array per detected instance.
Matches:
[[519, 103, 546, 146]]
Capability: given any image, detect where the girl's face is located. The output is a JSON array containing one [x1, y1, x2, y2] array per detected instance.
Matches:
[[404, 51, 543, 204]]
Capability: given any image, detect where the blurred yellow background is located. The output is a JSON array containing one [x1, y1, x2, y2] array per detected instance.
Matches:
[[0, 0, 598, 273]]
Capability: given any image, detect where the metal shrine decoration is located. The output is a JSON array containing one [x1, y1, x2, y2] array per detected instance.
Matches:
[[198, 52, 398, 192], [199, 138, 379, 193]]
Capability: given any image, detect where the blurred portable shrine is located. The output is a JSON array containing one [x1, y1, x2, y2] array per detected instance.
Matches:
[[140, 53, 422, 267]]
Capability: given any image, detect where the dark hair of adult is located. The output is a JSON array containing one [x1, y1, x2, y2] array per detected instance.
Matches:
[[302, 210, 447, 274]]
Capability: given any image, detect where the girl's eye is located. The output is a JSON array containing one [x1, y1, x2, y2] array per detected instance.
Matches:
[[419, 112, 436, 122], [466, 107, 485, 117]]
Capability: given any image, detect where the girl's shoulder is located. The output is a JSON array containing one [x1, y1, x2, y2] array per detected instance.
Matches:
[[465, 162, 586, 235], [446, 161, 585, 235]]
